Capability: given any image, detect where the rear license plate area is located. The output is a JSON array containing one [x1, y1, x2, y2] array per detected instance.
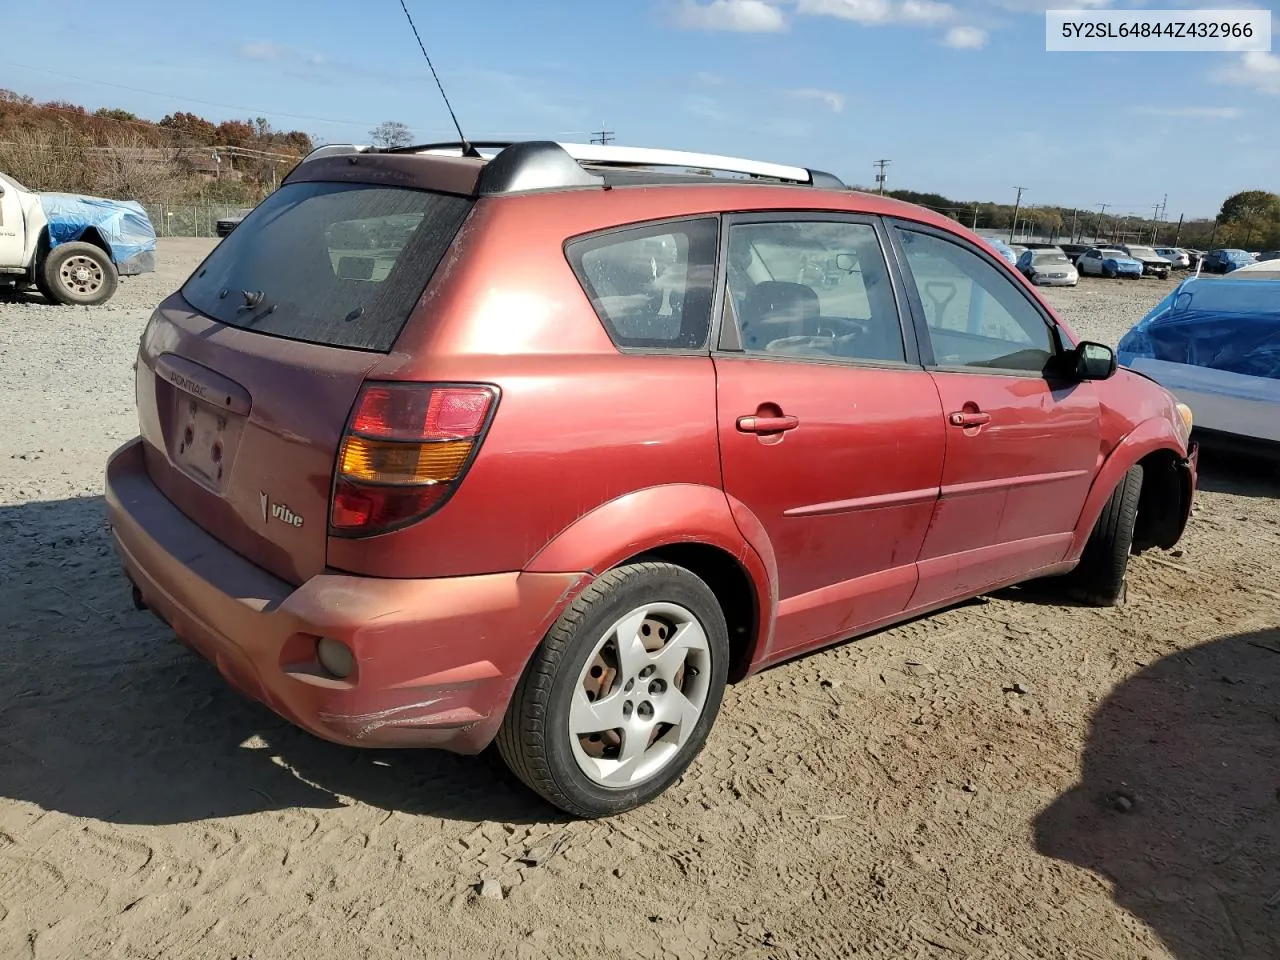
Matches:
[[172, 396, 237, 492]]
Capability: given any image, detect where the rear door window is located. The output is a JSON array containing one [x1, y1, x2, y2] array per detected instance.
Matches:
[[182, 181, 474, 352], [565, 217, 719, 350]]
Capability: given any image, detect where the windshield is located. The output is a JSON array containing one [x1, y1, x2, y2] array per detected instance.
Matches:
[[1102, 250, 1127, 259], [182, 181, 474, 352], [1034, 251, 1069, 264], [1128, 247, 1158, 259]]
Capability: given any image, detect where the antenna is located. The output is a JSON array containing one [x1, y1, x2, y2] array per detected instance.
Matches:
[[396, 0, 479, 158]]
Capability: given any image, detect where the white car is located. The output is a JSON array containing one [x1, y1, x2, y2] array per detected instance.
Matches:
[[1222, 259, 1280, 280], [1016, 247, 1079, 286], [1154, 247, 1191, 269], [1118, 275, 1280, 445]]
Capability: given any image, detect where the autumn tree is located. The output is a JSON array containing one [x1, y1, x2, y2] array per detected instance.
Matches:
[[160, 111, 217, 143], [369, 121, 413, 149], [1215, 189, 1280, 249]]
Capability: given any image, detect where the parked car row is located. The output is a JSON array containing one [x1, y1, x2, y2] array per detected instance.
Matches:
[[986, 237, 1279, 285]]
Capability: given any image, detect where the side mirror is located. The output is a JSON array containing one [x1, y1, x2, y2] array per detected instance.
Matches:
[[1073, 340, 1117, 380]]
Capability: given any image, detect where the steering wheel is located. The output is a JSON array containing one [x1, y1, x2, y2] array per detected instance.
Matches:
[[806, 316, 870, 338]]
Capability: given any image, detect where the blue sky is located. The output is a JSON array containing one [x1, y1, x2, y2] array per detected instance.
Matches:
[[8, 0, 1279, 218]]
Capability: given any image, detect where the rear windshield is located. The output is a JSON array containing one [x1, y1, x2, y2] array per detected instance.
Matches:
[[182, 181, 474, 352]]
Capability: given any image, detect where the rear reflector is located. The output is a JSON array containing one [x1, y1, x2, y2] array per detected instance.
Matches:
[[330, 382, 498, 537]]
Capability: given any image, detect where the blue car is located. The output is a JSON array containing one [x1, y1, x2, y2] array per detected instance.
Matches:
[[1200, 248, 1255, 274], [984, 237, 1018, 266], [1077, 246, 1144, 279]]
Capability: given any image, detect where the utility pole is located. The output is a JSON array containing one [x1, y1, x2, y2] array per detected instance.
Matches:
[[1070, 209, 1079, 242], [971, 204, 980, 230], [1092, 203, 1108, 242], [1152, 192, 1167, 244], [1172, 212, 1184, 246], [589, 123, 614, 145], [1008, 186, 1026, 242], [873, 159, 892, 195]]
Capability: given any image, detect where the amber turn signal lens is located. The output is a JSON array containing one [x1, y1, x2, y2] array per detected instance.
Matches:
[[339, 436, 473, 485]]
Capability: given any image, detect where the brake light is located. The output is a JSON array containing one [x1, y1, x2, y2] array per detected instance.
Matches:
[[330, 382, 498, 536]]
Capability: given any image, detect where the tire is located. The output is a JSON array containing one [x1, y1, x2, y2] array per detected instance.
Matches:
[[41, 241, 119, 306], [496, 561, 730, 818], [1062, 464, 1143, 607]]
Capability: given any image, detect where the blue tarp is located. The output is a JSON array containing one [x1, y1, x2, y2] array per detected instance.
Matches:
[[1117, 276, 1280, 381], [38, 193, 157, 272]]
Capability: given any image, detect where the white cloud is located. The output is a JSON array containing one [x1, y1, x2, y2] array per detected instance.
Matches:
[[986, 0, 1112, 10], [795, 0, 953, 23], [943, 25, 987, 48], [1131, 105, 1244, 119], [899, 0, 953, 24], [238, 41, 289, 61], [789, 87, 847, 111], [672, 0, 787, 31], [1213, 51, 1280, 95]]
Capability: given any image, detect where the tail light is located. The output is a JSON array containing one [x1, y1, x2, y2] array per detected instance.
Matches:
[[329, 382, 499, 537]]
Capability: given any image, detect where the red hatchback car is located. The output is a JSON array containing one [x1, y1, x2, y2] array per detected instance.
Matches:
[[106, 140, 1197, 817]]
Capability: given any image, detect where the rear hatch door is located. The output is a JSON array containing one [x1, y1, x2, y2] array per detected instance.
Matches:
[[134, 179, 474, 584]]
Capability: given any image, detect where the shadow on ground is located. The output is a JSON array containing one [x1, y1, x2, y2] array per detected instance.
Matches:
[[1035, 628, 1280, 960], [1193, 438, 1280, 499], [0, 495, 564, 828]]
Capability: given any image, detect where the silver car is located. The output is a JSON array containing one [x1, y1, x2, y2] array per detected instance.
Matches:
[[1016, 247, 1079, 286]]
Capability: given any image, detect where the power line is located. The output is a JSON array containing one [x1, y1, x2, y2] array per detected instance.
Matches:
[[5, 60, 391, 130], [873, 159, 891, 195], [590, 123, 614, 145]]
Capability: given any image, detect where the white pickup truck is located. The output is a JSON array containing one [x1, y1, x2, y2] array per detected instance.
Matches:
[[0, 171, 157, 305]]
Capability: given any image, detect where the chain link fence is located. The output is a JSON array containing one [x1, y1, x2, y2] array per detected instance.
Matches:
[[139, 202, 255, 238]]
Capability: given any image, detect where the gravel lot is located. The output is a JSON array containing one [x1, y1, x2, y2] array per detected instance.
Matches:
[[1, 240, 1277, 960]]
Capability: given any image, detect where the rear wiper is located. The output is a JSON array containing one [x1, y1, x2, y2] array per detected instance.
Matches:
[[236, 289, 266, 311]]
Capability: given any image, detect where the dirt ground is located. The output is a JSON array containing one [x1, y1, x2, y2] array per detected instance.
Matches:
[[1, 240, 1277, 960]]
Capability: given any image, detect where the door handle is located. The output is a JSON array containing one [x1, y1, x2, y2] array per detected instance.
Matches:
[[737, 415, 800, 434], [949, 411, 991, 427]]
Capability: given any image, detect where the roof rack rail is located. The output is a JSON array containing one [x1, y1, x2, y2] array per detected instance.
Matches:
[[385, 140, 845, 190], [304, 139, 847, 194], [302, 143, 371, 161]]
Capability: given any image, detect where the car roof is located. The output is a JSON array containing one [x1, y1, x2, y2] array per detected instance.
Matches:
[[281, 138, 967, 231]]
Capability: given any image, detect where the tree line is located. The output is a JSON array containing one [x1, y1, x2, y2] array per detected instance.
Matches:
[[875, 186, 1278, 251], [0, 89, 314, 204], [1, 91, 1274, 251]]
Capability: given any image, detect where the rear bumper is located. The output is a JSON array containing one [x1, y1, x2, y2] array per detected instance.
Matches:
[[105, 437, 584, 753], [116, 249, 156, 276]]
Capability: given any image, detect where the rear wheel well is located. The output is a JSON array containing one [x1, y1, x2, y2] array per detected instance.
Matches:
[[74, 227, 113, 260], [619, 543, 759, 682], [34, 227, 114, 272], [1131, 448, 1185, 552]]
